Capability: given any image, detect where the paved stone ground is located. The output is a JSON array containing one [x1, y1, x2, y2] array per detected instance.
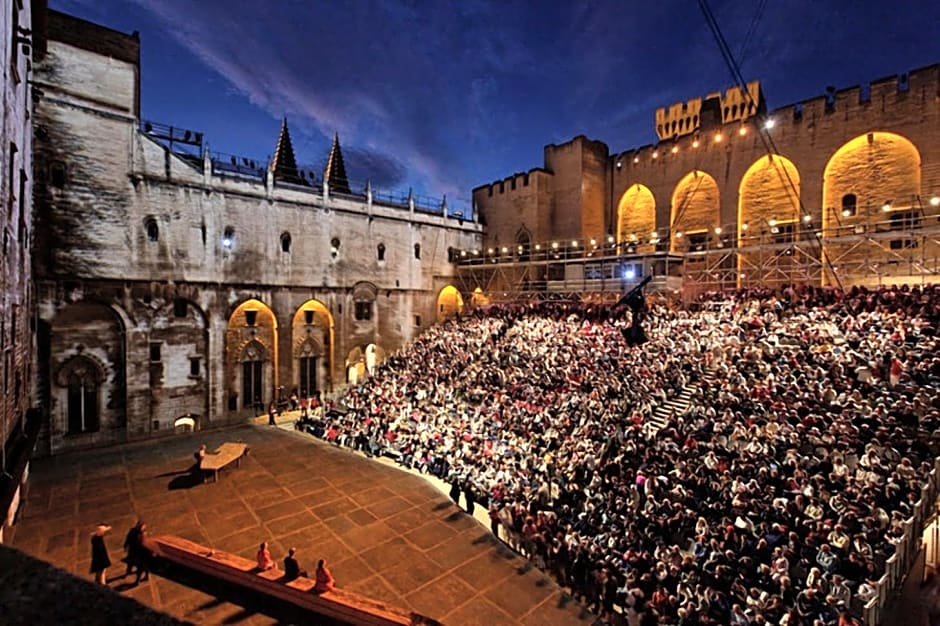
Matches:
[[11, 424, 594, 626]]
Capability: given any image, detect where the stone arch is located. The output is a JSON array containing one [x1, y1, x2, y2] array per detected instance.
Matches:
[[173, 414, 198, 433], [822, 132, 922, 285], [616, 184, 656, 252], [225, 299, 277, 414], [50, 301, 127, 450], [516, 228, 532, 261], [823, 132, 921, 227], [737, 154, 802, 285], [291, 299, 334, 397], [436, 285, 464, 322], [345, 346, 366, 385], [670, 170, 720, 252]]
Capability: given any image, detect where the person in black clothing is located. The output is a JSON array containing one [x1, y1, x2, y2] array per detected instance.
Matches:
[[123, 520, 150, 583], [463, 483, 476, 515], [283, 547, 307, 582], [449, 476, 461, 505]]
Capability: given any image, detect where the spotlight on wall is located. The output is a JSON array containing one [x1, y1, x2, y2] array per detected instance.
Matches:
[[675, 231, 683, 238], [652, 151, 659, 159], [714, 133, 723, 143], [671, 145, 679, 154], [633, 156, 640, 164], [931, 196, 940, 207], [714, 227, 722, 235], [803, 214, 812, 223], [692, 139, 700, 148], [882, 201, 892, 212], [623, 268, 636, 280], [764, 118, 775, 130], [607, 235, 615, 244], [222, 237, 233, 249], [738, 126, 747, 136], [616, 160, 623, 168], [741, 222, 748, 231]]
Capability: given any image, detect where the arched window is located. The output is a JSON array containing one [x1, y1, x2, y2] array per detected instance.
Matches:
[[331, 237, 340, 258], [145, 218, 159, 242], [222, 226, 235, 249], [50, 161, 67, 188], [60, 357, 101, 434], [414, 243, 421, 260], [841, 194, 857, 217], [280, 232, 292, 253], [377, 243, 386, 261]]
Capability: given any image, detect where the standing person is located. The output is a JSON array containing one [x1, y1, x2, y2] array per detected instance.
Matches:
[[463, 483, 476, 516], [123, 520, 145, 580], [90, 524, 112, 585], [299, 394, 309, 420], [314, 559, 335, 593], [268, 403, 278, 426], [448, 474, 461, 505]]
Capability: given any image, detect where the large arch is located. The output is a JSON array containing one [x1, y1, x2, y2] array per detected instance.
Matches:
[[822, 132, 922, 285], [291, 299, 334, 397], [823, 132, 921, 226], [49, 301, 127, 451], [737, 154, 803, 285], [616, 184, 656, 252], [670, 170, 720, 252], [436, 285, 464, 322], [225, 298, 278, 414]]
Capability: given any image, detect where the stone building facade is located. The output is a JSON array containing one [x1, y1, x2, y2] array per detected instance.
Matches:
[[471, 68, 940, 296], [30, 11, 481, 455], [1, 0, 39, 542]]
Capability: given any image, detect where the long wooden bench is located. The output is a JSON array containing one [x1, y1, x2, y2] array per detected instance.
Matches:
[[142, 534, 440, 626], [200, 442, 249, 482]]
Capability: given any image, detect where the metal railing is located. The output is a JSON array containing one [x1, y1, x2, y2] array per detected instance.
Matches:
[[863, 458, 939, 624]]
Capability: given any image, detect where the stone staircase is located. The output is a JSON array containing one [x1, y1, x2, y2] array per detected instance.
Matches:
[[645, 385, 695, 435], [644, 366, 719, 436]]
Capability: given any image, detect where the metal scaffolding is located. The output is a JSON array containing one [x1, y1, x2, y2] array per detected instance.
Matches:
[[454, 204, 940, 303]]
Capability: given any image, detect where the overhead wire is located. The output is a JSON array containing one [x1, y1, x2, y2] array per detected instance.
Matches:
[[697, 0, 843, 289]]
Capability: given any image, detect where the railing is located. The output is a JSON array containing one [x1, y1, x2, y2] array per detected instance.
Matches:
[[138, 119, 474, 222], [863, 458, 939, 624]]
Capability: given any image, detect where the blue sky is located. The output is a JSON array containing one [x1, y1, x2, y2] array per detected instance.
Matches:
[[54, 0, 940, 211]]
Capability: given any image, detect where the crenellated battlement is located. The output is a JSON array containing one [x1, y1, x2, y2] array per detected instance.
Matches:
[[768, 63, 940, 124], [471, 167, 552, 197], [656, 81, 762, 141]]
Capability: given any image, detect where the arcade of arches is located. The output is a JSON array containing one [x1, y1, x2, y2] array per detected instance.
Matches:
[[607, 131, 930, 288]]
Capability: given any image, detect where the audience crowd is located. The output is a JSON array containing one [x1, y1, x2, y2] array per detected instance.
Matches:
[[298, 284, 940, 625]]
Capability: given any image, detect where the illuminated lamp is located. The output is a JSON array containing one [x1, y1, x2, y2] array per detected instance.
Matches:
[[763, 118, 775, 129], [738, 126, 747, 136], [671, 145, 679, 154], [931, 196, 940, 207], [882, 201, 892, 212], [692, 139, 700, 148], [714, 133, 723, 143], [633, 156, 639, 163]]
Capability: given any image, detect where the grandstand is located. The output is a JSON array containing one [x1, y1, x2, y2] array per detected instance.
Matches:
[[307, 283, 940, 625]]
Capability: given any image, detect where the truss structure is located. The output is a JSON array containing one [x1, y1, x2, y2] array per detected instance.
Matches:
[[454, 214, 940, 304]]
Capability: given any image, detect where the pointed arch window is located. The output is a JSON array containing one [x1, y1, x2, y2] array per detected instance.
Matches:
[[377, 243, 386, 261], [242, 342, 264, 410], [414, 243, 421, 260], [281, 232, 292, 253], [60, 357, 102, 434], [145, 217, 159, 242]]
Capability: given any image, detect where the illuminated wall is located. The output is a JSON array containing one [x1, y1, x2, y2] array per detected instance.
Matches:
[[670, 170, 720, 252], [616, 184, 656, 252]]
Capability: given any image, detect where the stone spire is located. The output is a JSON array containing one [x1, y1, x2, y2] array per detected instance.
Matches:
[[324, 132, 351, 194], [270, 117, 307, 185]]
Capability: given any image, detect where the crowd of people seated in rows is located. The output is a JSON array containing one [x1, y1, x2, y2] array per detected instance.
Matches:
[[295, 283, 939, 625]]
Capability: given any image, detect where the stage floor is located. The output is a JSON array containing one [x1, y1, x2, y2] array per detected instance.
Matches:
[[11, 425, 593, 626]]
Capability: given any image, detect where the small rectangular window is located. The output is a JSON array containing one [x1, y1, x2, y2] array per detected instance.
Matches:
[[189, 357, 200, 377], [304, 310, 315, 325], [414, 315, 421, 327], [149, 342, 162, 362], [245, 310, 258, 326], [354, 301, 372, 321], [174, 299, 187, 318]]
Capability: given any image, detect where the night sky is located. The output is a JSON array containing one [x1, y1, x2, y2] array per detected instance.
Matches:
[[54, 0, 940, 211]]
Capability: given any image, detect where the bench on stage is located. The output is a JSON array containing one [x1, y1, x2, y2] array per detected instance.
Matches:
[[200, 442, 249, 482], [142, 534, 440, 626]]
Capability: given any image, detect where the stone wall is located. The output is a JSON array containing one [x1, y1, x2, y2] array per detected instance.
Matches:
[[474, 64, 940, 288], [30, 12, 482, 454]]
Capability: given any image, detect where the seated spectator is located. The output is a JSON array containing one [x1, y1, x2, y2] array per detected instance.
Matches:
[[256, 542, 275, 571], [283, 547, 307, 581], [314, 559, 334, 593]]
